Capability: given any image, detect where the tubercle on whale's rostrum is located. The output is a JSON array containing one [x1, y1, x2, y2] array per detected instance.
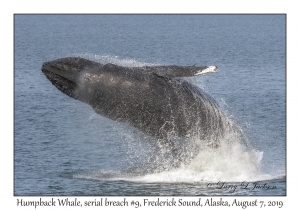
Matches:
[[42, 57, 242, 162]]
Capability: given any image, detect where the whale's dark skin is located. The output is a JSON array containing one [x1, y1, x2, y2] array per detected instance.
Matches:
[[41, 57, 233, 160]]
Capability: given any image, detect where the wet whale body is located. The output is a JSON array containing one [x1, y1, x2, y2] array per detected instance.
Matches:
[[41, 57, 237, 160]]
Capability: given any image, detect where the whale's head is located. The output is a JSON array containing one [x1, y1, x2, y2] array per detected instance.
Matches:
[[41, 57, 103, 101]]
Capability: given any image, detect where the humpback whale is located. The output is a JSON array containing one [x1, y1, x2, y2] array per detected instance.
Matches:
[[41, 57, 238, 160]]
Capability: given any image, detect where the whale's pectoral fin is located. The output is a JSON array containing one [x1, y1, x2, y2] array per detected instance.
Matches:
[[145, 65, 218, 78]]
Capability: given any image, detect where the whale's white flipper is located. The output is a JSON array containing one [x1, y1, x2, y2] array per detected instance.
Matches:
[[143, 65, 218, 78], [194, 65, 218, 75]]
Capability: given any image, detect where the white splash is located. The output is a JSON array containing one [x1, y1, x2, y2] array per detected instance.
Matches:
[[74, 137, 272, 183], [123, 140, 271, 183]]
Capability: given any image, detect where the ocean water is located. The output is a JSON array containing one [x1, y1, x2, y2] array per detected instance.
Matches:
[[14, 14, 286, 196]]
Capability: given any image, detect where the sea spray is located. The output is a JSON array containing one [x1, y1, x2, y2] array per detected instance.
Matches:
[[71, 53, 158, 67]]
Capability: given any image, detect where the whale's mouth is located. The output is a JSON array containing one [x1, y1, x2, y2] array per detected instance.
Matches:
[[41, 58, 82, 83], [41, 58, 95, 100], [42, 63, 79, 99], [42, 62, 77, 82], [41, 57, 104, 86]]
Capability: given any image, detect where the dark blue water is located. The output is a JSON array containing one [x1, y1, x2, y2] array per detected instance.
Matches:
[[14, 15, 286, 196]]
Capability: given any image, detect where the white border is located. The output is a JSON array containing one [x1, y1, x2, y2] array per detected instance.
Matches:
[[2, 0, 298, 208]]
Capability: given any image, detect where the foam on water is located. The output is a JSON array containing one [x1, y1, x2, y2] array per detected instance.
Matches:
[[127, 148, 267, 183]]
